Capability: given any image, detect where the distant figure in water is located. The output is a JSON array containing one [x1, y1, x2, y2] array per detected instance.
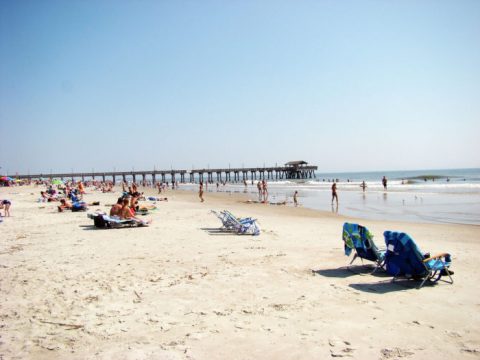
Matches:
[[293, 191, 299, 207], [331, 182, 338, 205], [382, 176, 388, 190], [360, 181, 367, 192]]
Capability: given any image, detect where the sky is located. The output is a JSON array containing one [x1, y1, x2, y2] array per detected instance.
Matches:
[[1, 0, 479, 175]]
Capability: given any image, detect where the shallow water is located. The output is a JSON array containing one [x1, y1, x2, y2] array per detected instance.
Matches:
[[179, 168, 480, 225]]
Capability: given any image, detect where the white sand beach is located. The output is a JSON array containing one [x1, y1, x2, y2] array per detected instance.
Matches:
[[1, 185, 479, 359]]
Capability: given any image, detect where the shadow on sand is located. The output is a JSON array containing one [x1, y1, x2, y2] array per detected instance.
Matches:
[[348, 280, 423, 294], [79, 224, 146, 231], [200, 227, 240, 236], [311, 266, 390, 278]]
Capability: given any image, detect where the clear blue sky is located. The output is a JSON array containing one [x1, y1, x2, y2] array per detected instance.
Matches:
[[1, 0, 479, 175]]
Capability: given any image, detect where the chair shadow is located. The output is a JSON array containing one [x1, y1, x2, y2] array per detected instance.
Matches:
[[200, 227, 239, 236], [79, 225, 97, 231], [79, 225, 145, 231], [348, 280, 420, 294], [312, 267, 363, 278], [312, 266, 390, 278]]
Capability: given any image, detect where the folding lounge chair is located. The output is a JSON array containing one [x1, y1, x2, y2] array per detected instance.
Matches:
[[211, 210, 230, 227], [211, 210, 251, 230], [342, 222, 386, 273], [222, 210, 260, 236], [383, 231, 453, 288], [211, 210, 260, 236]]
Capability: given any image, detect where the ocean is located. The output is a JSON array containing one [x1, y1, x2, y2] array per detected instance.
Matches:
[[187, 168, 480, 225]]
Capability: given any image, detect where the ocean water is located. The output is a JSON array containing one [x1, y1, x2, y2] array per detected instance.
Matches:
[[184, 168, 480, 225]]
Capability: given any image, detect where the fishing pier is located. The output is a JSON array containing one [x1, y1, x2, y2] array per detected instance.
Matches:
[[11, 161, 317, 184]]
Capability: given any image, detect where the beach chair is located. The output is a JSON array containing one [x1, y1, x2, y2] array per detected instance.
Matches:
[[342, 223, 386, 273], [222, 210, 260, 236], [383, 231, 453, 289], [211, 210, 260, 236], [211, 210, 252, 229]]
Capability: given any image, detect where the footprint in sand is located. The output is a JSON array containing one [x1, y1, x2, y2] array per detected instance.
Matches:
[[380, 347, 414, 359], [329, 338, 355, 357]]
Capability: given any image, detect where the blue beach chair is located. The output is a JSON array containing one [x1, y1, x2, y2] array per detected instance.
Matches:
[[342, 223, 386, 273], [211, 210, 260, 236], [383, 231, 453, 288]]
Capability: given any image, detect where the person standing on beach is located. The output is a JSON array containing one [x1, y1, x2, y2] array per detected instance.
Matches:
[[257, 181, 262, 201], [199, 181, 204, 202], [293, 191, 299, 207], [360, 181, 367, 192], [78, 181, 85, 198], [0, 199, 11, 216], [382, 176, 388, 190], [262, 180, 268, 203], [331, 182, 338, 205]]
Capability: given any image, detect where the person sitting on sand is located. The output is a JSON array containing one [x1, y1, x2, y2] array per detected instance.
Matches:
[[110, 197, 124, 217], [119, 198, 151, 225], [120, 198, 135, 219], [40, 191, 58, 202], [58, 198, 73, 212]]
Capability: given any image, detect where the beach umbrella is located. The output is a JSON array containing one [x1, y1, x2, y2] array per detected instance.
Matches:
[[0, 176, 14, 181], [52, 179, 63, 185]]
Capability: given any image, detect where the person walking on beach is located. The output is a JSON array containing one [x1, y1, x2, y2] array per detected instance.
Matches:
[[382, 176, 388, 191], [331, 182, 338, 205], [293, 191, 299, 207], [199, 181, 204, 202]]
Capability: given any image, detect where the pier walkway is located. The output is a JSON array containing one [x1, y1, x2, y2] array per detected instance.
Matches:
[[11, 161, 317, 184]]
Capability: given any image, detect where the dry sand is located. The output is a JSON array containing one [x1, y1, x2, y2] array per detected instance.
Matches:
[[0, 185, 479, 359]]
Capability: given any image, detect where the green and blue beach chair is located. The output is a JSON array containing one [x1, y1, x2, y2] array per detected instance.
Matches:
[[342, 222, 386, 273]]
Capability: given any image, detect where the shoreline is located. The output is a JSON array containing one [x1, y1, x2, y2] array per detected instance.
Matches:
[[170, 185, 480, 227], [1, 185, 479, 359]]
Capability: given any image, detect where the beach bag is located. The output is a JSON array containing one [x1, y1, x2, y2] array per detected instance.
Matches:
[[93, 214, 109, 228]]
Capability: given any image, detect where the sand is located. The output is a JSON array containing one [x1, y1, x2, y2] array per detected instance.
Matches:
[[0, 185, 479, 359]]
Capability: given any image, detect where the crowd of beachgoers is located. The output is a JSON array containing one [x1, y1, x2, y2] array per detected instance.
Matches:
[[0, 180, 172, 224]]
